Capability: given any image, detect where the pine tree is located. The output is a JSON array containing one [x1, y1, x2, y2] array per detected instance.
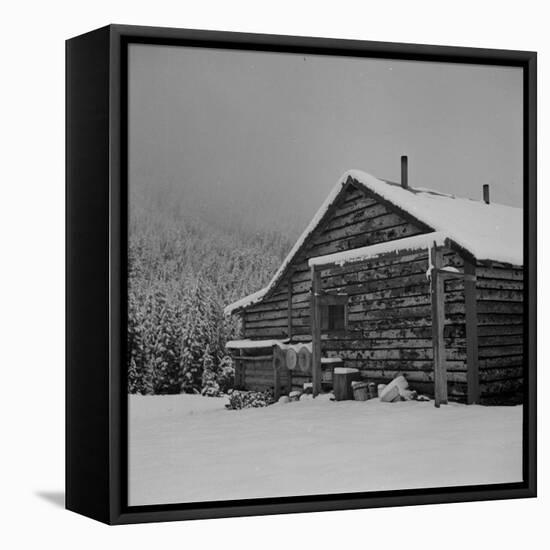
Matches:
[[217, 355, 235, 394], [149, 290, 184, 394], [127, 279, 153, 394], [200, 345, 219, 397]]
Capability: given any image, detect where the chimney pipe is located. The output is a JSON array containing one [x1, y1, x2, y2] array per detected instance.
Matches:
[[401, 155, 408, 189], [483, 184, 490, 204]]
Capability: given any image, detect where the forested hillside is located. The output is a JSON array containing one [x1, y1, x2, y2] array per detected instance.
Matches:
[[127, 200, 293, 395]]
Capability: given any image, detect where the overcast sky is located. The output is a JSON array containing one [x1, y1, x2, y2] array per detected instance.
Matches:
[[129, 44, 523, 238]]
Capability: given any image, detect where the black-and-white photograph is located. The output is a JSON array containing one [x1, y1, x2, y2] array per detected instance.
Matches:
[[126, 43, 524, 506]]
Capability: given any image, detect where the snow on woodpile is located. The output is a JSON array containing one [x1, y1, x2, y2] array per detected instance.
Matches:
[[308, 231, 449, 268], [225, 338, 289, 350], [224, 169, 522, 315], [285, 342, 312, 353]]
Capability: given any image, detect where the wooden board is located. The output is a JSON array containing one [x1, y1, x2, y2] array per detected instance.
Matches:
[[431, 245, 448, 406], [474, 262, 524, 399], [464, 260, 480, 404], [311, 267, 322, 396]]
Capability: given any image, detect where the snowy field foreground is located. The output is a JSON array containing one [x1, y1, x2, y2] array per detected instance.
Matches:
[[128, 394, 522, 506]]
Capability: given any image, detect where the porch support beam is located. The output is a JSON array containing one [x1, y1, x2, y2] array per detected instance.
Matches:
[[430, 244, 448, 407], [464, 260, 480, 404], [310, 266, 322, 397], [287, 276, 293, 340]]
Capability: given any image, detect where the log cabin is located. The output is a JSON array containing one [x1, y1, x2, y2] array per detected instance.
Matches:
[[224, 159, 524, 405]]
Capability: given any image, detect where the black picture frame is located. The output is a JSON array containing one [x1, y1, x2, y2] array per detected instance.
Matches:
[[66, 24, 537, 525]]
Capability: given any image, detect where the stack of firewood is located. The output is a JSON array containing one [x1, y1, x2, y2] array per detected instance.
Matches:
[[275, 342, 313, 375]]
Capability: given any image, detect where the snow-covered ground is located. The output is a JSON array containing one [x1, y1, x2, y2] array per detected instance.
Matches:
[[128, 394, 522, 506]]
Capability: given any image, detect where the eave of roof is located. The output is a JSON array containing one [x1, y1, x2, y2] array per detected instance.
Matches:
[[308, 231, 449, 268]]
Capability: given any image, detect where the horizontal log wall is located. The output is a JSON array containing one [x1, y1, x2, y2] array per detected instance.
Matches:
[[320, 248, 468, 398], [242, 280, 290, 339], [475, 263, 524, 402]]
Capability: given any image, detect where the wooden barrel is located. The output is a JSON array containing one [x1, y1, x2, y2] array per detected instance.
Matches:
[[297, 346, 312, 374], [272, 345, 286, 371], [286, 347, 298, 371]]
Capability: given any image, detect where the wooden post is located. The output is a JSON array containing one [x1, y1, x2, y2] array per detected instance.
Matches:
[[464, 260, 480, 404], [286, 274, 293, 394], [273, 348, 281, 401], [483, 184, 490, 204], [310, 266, 322, 397], [287, 277, 293, 340], [430, 245, 447, 407]]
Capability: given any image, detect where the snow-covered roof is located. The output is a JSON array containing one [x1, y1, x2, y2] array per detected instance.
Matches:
[[308, 231, 449, 268], [343, 170, 522, 267], [223, 290, 266, 318], [225, 169, 523, 315]]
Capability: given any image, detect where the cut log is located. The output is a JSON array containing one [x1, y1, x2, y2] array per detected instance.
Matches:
[[286, 347, 298, 371], [380, 385, 400, 403], [297, 346, 312, 374], [399, 389, 418, 401], [379, 375, 409, 402]]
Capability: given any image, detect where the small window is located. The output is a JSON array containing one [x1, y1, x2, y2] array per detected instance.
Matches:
[[321, 303, 347, 331]]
